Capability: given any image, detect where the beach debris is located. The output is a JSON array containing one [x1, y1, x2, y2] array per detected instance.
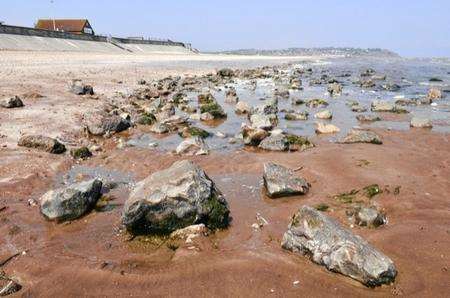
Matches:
[[314, 110, 332, 120], [410, 117, 432, 128], [315, 123, 340, 134], [18, 135, 66, 154], [176, 136, 209, 155], [122, 160, 230, 235], [40, 179, 102, 222], [263, 162, 309, 198], [339, 130, 382, 145], [0, 96, 24, 108], [281, 206, 397, 286], [69, 79, 94, 95]]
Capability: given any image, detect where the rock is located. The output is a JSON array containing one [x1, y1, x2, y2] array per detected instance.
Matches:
[[274, 88, 290, 99], [371, 100, 407, 113], [360, 79, 376, 88], [315, 123, 340, 134], [258, 134, 289, 151], [217, 68, 235, 78], [285, 134, 314, 151], [18, 135, 66, 154], [251, 99, 278, 115], [327, 82, 342, 96], [122, 160, 230, 234], [427, 88, 443, 101], [356, 114, 382, 122], [340, 130, 382, 145], [170, 224, 208, 240], [200, 112, 215, 121], [0, 96, 24, 108], [353, 206, 386, 228], [314, 110, 332, 120], [242, 125, 269, 146], [250, 114, 277, 130], [263, 163, 309, 198], [225, 87, 239, 103], [149, 122, 170, 134], [381, 83, 401, 92], [198, 92, 215, 104], [137, 113, 157, 125], [176, 137, 209, 155], [410, 117, 432, 128], [285, 111, 308, 121], [306, 98, 328, 108], [40, 179, 102, 222], [281, 206, 396, 287], [199, 101, 227, 119], [178, 126, 210, 139], [290, 78, 302, 90], [69, 79, 94, 95], [84, 112, 131, 136], [70, 146, 92, 159], [235, 101, 251, 114], [351, 105, 367, 113]]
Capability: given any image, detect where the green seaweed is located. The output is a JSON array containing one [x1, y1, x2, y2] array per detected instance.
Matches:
[[363, 184, 381, 198], [179, 126, 210, 139], [70, 147, 92, 159], [137, 113, 156, 125], [315, 203, 329, 212], [334, 189, 359, 204], [200, 102, 226, 118], [203, 193, 230, 230]]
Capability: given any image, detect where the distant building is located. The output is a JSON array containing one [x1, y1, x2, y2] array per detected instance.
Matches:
[[35, 19, 94, 35]]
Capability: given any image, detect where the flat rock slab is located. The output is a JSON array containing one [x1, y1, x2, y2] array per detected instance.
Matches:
[[263, 163, 309, 198], [282, 206, 397, 287], [339, 130, 382, 145], [40, 179, 102, 222], [122, 160, 230, 235], [18, 135, 66, 154]]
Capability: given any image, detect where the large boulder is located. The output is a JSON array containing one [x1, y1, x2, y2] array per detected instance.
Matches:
[[263, 163, 309, 198], [122, 160, 230, 234], [83, 111, 131, 136], [40, 179, 102, 222], [339, 130, 382, 145], [0, 96, 24, 108], [18, 135, 66, 154], [281, 206, 397, 287]]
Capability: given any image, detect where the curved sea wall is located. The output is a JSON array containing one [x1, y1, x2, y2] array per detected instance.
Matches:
[[0, 24, 191, 54]]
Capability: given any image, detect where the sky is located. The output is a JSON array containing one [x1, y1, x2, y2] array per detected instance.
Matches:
[[1, 0, 450, 57]]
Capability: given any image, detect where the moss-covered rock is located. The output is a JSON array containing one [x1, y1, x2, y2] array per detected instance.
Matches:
[[70, 147, 92, 160], [178, 126, 211, 139], [137, 113, 156, 125], [200, 102, 227, 119]]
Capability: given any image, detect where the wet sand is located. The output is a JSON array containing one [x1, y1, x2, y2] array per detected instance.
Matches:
[[0, 51, 449, 297]]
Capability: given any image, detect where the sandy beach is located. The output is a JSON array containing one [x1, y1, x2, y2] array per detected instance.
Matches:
[[0, 51, 449, 297]]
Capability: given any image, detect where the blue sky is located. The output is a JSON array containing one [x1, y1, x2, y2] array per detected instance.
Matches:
[[2, 0, 449, 57]]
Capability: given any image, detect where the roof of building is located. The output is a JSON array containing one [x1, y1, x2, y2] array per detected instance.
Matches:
[[35, 19, 90, 32]]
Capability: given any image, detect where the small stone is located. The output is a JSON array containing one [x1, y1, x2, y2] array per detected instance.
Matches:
[[0, 96, 24, 108], [69, 79, 94, 95], [354, 206, 386, 228], [327, 82, 342, 96], [176, 137, 209, 155], [314, 110, 332, 120], [410, 117, 432, 128], [356, 114, 382, 122], [149, 122, 169, 134], [427, 88, 443, 101], [235, 101, 251, 114], [258, 134, 289, 151], [315, 123, 340, 134]]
